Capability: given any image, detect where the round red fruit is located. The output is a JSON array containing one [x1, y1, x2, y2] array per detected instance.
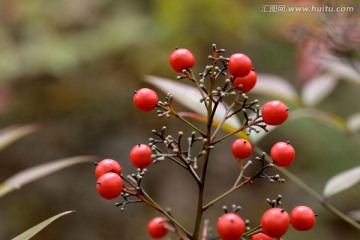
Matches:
[[228, 53, 253, 77], [169, 48, 195, 73], [270, 142, 295, 167], [261, 100, 288, 125], [95, 159, 122, 179], [96, 172, 123, 200], [251, 233, 274, 240], [232, 70, 257, 93], [290, 206, 316, 231], [261, 208, 290, 238], [130, 144, 153, 168], [133, 88, 159, 112], [147, 217, 169, 239], [231, 139, 252, 159], [216, 213, 245, 240]]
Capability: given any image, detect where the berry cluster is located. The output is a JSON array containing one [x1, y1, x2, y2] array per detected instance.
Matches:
[[94, 45, 316, 239], [95, 159, 123, 200], [213, 195, 316, 240], [258, 202, 316, 238]]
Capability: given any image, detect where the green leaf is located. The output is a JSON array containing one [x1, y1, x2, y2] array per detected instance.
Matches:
[[290, 108, 347, 134], [252, 74, 300, 105], [0, 156, 96, 198], [12, 210, 74, 240], [0, 124, 39, 152], [301, 74, 338, 107], [323, 165, 360, 198], [144, 75, 241, 129]]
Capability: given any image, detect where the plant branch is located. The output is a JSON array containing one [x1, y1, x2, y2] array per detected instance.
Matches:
[[188, 68, 209, 109], [203, 178, 251, 212], [210, 100, 236, 141], [211, 124, 247, 145], [172, 111, 206, 137], [193, 49, 219, 239], [242, 225, 262, 238]]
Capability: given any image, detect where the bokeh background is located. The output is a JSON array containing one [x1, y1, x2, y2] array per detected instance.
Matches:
[[0, 0, 359, 239]]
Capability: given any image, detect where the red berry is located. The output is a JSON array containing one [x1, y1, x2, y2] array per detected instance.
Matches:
[[169, 48, 195, 73], [232, 70, 257, 93], [96, 172, 123, 200], [95, 159, 122, 179], [216, 213, 245, 240], [228, 53, 253, 77], [270, 141, 295, 167], [261, 100, 288, 126], [147, 217, 169, 239], [133, 88, 159, 112], [261, 208, 290, 238], [251, 233, 274, 240], [290, 206, 316, 231], [130, 144, 153, 168], [231, 139, 252, 159]]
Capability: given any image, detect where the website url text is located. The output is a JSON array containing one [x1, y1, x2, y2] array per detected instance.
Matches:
[[261, 5, 355, 13]]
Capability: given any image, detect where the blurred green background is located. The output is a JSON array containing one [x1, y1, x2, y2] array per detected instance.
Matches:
[[0, 0, 359, 239]]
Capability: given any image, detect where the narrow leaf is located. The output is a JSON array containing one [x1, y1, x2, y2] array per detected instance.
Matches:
[[301, 74, 338, 107], [347, 113, 360, 133], [323, 165, 360, 198], [144, 75, 241, 129], [316, 54, 360, 83], [12, 210, 74, 240], [0, 124, 40, 152], [252, 74, 300, 105], [0, 156, 96, 198]]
